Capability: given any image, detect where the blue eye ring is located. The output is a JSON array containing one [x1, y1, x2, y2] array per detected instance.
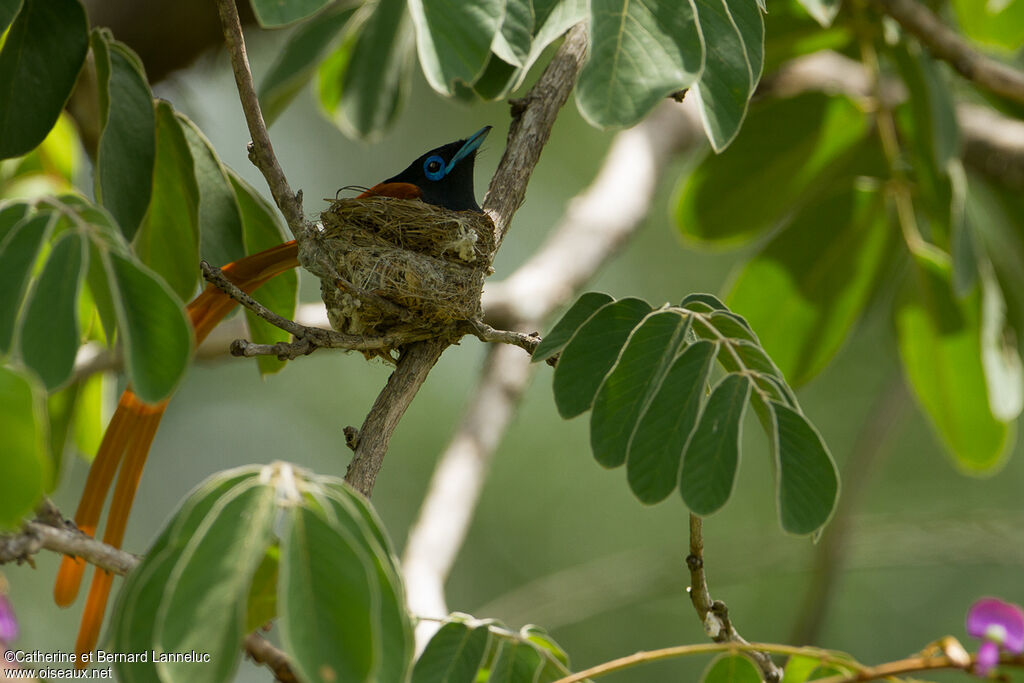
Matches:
[[423, 155, 446, 181]]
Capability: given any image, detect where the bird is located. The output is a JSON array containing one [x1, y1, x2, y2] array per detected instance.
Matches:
[[54, 125, 492, 663]]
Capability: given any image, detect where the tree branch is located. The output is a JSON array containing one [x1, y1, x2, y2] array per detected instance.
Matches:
[[870, 0, 1024, 106], [214, 0, 307, 239], [343, 21, 591, 500]]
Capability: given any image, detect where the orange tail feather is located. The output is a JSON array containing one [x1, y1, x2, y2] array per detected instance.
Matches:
[[57, 240, 300, 659]]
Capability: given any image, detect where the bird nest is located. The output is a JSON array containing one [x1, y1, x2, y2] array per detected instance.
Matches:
[[302, 197, 496, 344]]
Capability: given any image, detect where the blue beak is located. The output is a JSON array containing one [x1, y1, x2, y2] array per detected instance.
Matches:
[[445, 126, 492, 174]]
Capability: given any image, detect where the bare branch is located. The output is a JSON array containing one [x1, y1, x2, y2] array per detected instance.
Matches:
[[243, 633, 299, 683], [870, 0, 1024, 106], [466, 320, 540, 354], [214, 0, 307, 239], [0, 519, 137, 575]]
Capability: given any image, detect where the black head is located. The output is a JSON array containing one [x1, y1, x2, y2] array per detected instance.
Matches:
[[382, 126, 491, 212]]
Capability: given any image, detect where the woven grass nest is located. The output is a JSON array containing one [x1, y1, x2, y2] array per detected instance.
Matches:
[[304, 197, 495, 343]]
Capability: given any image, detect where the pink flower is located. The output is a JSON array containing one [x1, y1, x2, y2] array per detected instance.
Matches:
[[966, 598, 1024, 676], [0, 594, 16, 644]]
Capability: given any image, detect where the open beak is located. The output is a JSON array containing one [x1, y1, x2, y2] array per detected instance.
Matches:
[[445, 125, 492, 174]]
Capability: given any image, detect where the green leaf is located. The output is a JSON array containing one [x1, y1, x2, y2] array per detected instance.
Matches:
[[318, 0, 414, 140], [155, 479, 277, 683], [680, 373, 751, 516], [553, 298, 652, 418], [105, 252, 193, 403], [895, 253, 1010, 471], [280, 504, 380, 683], [492, 0, 533, 67], [727, 183, 891, 386], [726, 0, 764, 86], [576, 0, 703, 128], [0, 201, 29, 243], [771, 400, 838, 534], [781, 654, 820, 683], [259, 3, 357, 125], [134, 101, 200, 301], [0, 0, 88, 159], [19, 231, 86, 391], [408, 0, 503, 95], [0, 0, 23, 34], [533, 292, 614, 363], [72, 371, 103, 461], [471, 55, 520, 101], [980, 265, 1023, 422], [892, 43, 959, 170], [245, 547, 279, 633], [691, 0, 760, 151], [520, 625, 570, 668], [489, 640, 567, 683], [628, 340, 717, 503], [510, 0, 587, 91], [702, 653, 763, 683], [796, 0, 840, 27], [229, 171, 297, 375], [251, 0, 332, 27], [314, 482, 413, 683], [176, 113, 246, 266], [591, 310, 692, 468], [0, 211, 52, 353], [951, 0, 1024, 52], [412, 621, 490, 683], [46, 382, 77, 483], [681, 292, 729, 313], [676, 93, 868, 247], [0, 366, 48, 529], [111, 468, 263, 683], [94, 36, 156, 240]]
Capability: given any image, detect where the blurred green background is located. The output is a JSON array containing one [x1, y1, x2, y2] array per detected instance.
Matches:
[[7, 23, 1024, 682]]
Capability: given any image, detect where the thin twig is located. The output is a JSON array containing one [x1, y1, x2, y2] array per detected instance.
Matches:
[[687, 515, 784, 682], [550, 642, 856, 683], [0, 521, 137, 575], [243, 633, 299, 683], [214, 0, 307, 239], [466, 320, 540, 354], [814, 651, 1024, 683], [200, 260, 428, 358], [870, 0, 1024, 106]]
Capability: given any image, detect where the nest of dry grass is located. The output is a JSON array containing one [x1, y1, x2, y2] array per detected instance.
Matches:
[[303, 197, 495, 344]]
